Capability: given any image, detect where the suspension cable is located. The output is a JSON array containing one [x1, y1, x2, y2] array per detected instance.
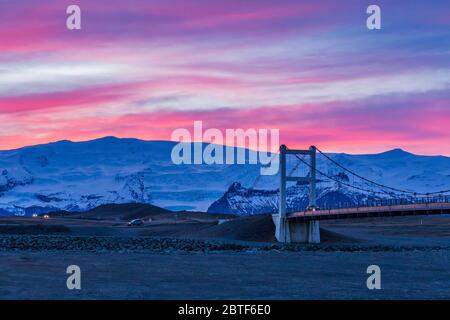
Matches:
[[315, 147, 450, 196], [289, 151, 399, 197], [288, 154, 306, 177]]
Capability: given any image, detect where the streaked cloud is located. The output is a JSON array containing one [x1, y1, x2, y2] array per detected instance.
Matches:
[[0, 0, 449, 155]]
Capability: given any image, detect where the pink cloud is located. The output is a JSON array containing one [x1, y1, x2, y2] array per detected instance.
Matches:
[[0, 0, 449, 157], [2, 94, 448, 156], [0, 82, 146, 114]]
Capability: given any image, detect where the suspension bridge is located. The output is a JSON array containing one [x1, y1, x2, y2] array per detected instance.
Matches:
[[267, 145, 450, 244]]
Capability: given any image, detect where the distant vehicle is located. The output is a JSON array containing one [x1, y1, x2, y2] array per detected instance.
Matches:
[[43, 214, 50, 219], [128, 219, 144, 227], [32, 214, 38, 218]]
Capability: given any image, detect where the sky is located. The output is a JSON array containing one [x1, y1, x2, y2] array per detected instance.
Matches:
[[0, 0, 449, 154]]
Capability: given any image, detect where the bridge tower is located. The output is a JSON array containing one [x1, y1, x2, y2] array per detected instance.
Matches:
[[273, 145, 321, 243]]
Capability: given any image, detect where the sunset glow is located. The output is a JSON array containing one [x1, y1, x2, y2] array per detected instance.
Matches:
[[1, 0, 449, 154]]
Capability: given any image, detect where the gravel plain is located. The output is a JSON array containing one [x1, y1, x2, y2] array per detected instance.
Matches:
[[0, 214, 448, 299]]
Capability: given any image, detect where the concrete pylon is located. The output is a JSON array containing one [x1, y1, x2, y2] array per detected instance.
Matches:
[[273, 214, 290, 243], [275, 145, 289, 242], [308, 145, 317, 210], [273, 145, 321, 244]]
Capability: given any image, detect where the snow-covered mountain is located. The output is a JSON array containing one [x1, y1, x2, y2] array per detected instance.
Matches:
[[208, 149, 450, 215], [0, 137, 263, 215], [207, 181, 381, 216], [0, 137, 449, 216]]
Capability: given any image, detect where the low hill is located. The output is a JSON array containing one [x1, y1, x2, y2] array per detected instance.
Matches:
[[79, 203, 171, 220], [47, 203, 236, 221]]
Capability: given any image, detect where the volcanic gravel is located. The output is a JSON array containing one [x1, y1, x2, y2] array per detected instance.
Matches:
[[0, 235, 448, 253]]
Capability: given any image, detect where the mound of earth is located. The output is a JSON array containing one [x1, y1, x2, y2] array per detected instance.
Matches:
[[195, 215, 276, 242], [319, 228, 359, 243], [52, 203, 172, 221], [196, 214, 359, 243]]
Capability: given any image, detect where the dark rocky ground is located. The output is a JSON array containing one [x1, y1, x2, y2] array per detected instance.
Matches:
[[0, 251, 448, 299], [0, 234, 449, 253], [0, 212, 449, 299]]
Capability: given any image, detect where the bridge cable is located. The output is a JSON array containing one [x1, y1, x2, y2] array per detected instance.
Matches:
[[315, 147, 450, 196], [289, 150, 399, 197]]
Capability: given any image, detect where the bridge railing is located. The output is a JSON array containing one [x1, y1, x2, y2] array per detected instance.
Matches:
[[289, 201, 450, 218], [303, 195, 450, 212]]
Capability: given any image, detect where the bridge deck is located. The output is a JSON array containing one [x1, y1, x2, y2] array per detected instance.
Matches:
[[287, 202, 450, 221]]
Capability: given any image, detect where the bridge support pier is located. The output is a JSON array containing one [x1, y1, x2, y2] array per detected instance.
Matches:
[[273, 215, 321, 244], [274, 145, 320, 244]]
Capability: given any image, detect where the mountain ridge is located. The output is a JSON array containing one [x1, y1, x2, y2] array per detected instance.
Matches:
[[2, 137, 446, 158]]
